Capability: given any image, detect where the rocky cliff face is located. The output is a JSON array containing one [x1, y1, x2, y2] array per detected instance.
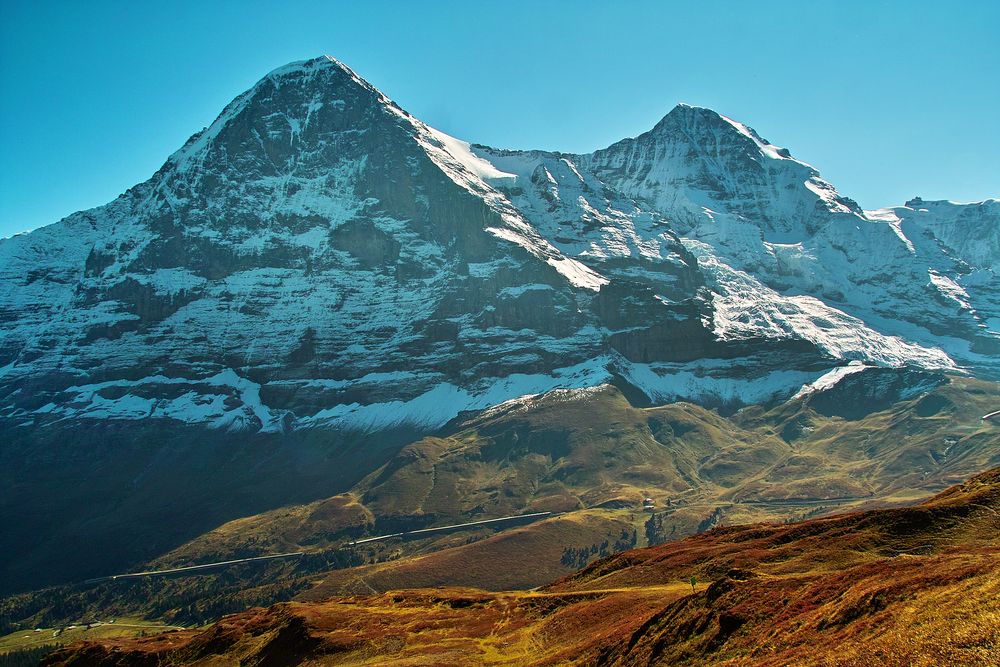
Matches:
[[0, 58, 603, 435]]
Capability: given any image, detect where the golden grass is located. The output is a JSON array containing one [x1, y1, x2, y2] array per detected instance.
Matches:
[[300, 510, 635, 599], [42, 469, 1000, 666]]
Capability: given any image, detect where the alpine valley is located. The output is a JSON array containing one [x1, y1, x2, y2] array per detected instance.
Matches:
[[1, 57, 998, 658]]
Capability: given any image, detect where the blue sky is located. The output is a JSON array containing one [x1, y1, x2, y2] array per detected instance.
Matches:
[[1, 0, 998, 238]]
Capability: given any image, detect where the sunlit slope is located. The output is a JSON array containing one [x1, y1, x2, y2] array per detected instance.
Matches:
[[42, 468, 1000, 666], [158, 376, 998, 571], [22, 372, 979, 617]]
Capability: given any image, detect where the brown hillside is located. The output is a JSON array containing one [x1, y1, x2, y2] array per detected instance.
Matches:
[[299, 510, 636, 599], [550, 466, 1000, 592], [43, 468, 1000, 666], [148, 377, 1000, 584]]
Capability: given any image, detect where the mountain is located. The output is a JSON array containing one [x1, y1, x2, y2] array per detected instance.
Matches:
[[38, 468, 1000, 666], [3, 56, 997, 432], [1, 55, 997, 592]]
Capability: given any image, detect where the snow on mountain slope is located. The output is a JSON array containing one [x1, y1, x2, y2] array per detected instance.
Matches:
[[467, 109, 965, 373], [536, 103, 994, 372], [397, 114, 608, 292], [874, 197, 1000, 271], [0, 56, 612, 432], [0, 56, 994, 437], [867, 198, 1000, 345]]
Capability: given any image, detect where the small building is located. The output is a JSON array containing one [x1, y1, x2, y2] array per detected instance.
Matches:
[[642, 497, 656, 511]]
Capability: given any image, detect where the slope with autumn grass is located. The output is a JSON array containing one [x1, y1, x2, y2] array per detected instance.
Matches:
[[151, 375, 1000, 562], [6, 374, 996, 635], [152, 375, 1000, 585], [43, 468, 1000, 666], [300, 510, 637, 598]]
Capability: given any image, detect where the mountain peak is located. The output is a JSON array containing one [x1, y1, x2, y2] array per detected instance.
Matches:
[[164, 55, 395, 174], [649, 103, 792, 158], [652, 102, 723, 130], [262, 54, 380, 94], [667, 101, 711, 114]]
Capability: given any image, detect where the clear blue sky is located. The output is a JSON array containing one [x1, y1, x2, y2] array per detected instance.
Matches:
[[2, 0, 998, 238]]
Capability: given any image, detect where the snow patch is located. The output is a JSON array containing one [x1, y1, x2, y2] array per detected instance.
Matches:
[[425, 126, 518, 186], [928, 270, 972, 310], [865, 207, 915, 252], [719, 114, 787, 161], [304, 358, 613, 432], [792, 361, 867, 399], [804, 178, 853, 215], [618, 360, 826, 406]]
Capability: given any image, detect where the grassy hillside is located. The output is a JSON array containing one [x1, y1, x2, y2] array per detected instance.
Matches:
[[0, 616, 182, 660], [7, 375, 998, 637], [153, 376, 1000, 575], [730, 375, 1000, 502], [41, 468, 1000, 666], [300, 510, 638, 598]]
